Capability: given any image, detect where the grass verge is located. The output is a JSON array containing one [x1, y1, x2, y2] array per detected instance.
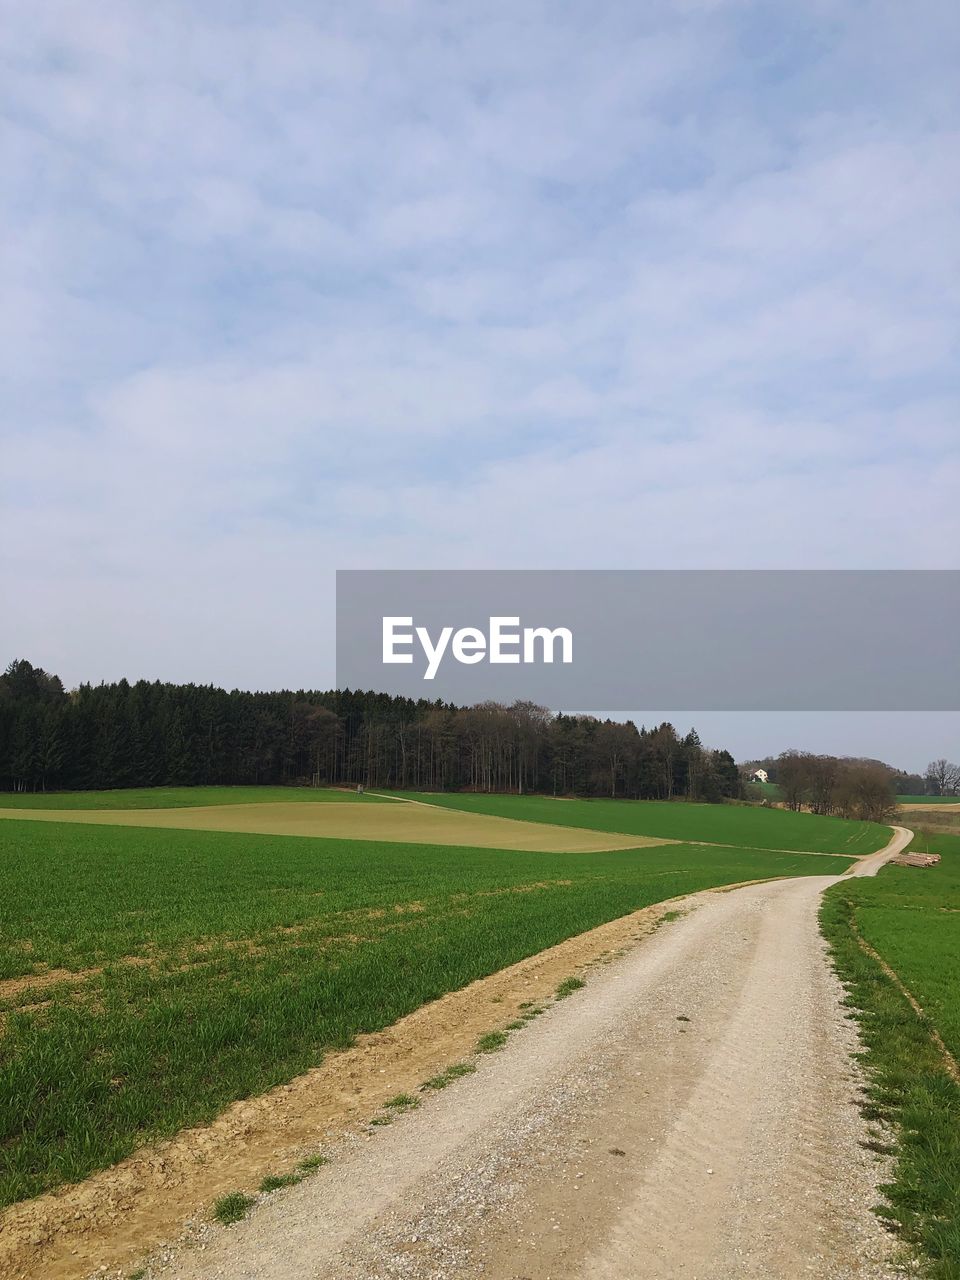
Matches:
[[821, 832, 960, 1277]]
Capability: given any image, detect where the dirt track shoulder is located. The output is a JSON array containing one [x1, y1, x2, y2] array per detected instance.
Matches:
[[0, 887, 702, 1280], [159, 873, 903, 1280]]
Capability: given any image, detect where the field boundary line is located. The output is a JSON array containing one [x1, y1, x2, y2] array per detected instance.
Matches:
[[691, 840, 862, 858], [347, 789, 410, 802]]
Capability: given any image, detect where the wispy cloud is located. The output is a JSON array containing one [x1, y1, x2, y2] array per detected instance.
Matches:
[[2, 0, 958, 717]]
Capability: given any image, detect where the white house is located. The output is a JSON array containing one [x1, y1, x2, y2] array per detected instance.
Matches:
[[750, 768, 769, 784]]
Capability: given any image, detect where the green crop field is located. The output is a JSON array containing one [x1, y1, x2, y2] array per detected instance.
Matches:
[[822, 832, 960, 1276], [0, 819, 852, 1209], [898, 795, 960, 805], [396, 792, 889, 855], [0, 785, 387, 810]]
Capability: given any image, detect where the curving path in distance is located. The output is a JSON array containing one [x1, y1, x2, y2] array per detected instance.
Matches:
[[163, 827, 912, 1280]]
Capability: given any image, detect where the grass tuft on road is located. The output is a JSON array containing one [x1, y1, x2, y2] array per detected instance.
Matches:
[[475, 1030, 509, 1054], [213, 1191, 255, 1225], [260, 1172, 303, 1192], [555, 975, 586, 1000], [420, 1062, 477, 1091], [384, 1093, 419, 1110], [297, 1153, 329, 1172], [821, 832, 960, 1277]]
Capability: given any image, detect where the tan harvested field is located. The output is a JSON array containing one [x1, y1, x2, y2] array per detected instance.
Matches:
[[898, 804, 960, 838], [0, 801, 667, 853]]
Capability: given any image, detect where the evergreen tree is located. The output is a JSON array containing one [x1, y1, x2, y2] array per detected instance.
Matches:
[[0, 658, 741, 804]]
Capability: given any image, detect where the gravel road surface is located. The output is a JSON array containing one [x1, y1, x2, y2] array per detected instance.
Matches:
[[161, 829, 912, 1280]]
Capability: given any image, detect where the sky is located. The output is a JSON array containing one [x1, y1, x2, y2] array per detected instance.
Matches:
[[2, 0, 958, 772]]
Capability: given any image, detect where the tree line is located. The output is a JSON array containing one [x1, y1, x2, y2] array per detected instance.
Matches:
[[0, 659, 742, 802], [766, 751, 899, 822], [747, 750, 960, 809]]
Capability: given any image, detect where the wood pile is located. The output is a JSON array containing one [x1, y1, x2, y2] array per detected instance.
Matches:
[[892, 852, 941, 868]]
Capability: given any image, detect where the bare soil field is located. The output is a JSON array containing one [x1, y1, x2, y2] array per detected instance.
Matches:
[[0, 802, 664, 853]]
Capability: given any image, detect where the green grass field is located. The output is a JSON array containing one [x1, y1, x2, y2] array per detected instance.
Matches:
[[0, 785, 387, 809], [822, 832, 960, 1276], [398, 791, 889, 855], [0, 819, 852, 1208], [898, 795, 960, 805]]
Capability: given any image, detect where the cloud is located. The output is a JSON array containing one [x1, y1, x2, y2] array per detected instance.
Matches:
[[1, 0, 958, 747]]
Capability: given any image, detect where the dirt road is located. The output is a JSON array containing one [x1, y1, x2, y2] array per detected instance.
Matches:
[[157, 828, 911, 1280]]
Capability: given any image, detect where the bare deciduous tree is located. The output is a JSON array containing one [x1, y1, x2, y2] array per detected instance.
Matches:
[[925, 758, 960, 796], [776, 750, 897, 822]]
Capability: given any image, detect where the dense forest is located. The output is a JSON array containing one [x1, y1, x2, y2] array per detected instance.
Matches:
[[0, 659, 741, 801]]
